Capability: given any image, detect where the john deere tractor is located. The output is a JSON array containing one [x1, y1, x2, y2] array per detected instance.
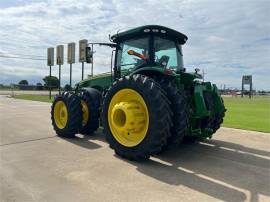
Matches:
[[51, 25, 226, 160]]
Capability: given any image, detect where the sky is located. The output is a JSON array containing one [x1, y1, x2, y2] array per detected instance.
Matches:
[[0, 0, 269, 90]]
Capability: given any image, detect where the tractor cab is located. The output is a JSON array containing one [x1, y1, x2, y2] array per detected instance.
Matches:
[[110, 25, 188, 77]]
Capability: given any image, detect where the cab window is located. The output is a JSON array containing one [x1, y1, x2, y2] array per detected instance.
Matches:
[[154, 37, 183, 69], [117, 37, 149, 71]]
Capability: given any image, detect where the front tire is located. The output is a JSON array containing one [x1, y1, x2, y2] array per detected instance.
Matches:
[[51, 92, 82, 138], [202, 92, 226, 133], [213, 97, 226, 132], [79, 88, 101, 135], [101, 74, 172, 160]]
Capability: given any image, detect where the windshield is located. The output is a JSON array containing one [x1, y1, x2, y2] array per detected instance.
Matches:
[[117, 37, 149, 71], [116, 36, 184, 73], [154, 37, 184, 70]]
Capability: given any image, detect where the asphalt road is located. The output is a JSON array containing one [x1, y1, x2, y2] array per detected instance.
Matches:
[[0, 95, 269, 202]]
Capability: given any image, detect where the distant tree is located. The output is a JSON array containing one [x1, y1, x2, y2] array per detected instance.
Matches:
[[0, 84, 7, 90], [18, 80, 28, 85], [64, 84, 72, 91], [43, 76, 59, 89], [36, 82, 43, 90]]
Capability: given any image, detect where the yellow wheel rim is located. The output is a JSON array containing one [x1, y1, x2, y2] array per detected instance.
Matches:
[[108, 89, 149, 147], [54, 101, 68, 129], [81, 100, 89, 126]]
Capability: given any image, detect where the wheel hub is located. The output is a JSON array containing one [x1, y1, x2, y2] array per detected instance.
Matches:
[[111, 101, 146, 134], [108, 89, 149, 147], [54, 101, 68, 129]]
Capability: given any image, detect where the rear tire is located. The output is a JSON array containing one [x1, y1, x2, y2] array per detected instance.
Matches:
[[182, 136, 199, 144], [51, 92, 82, 138], [79, 88, 101, 135], [155, 78, 188, 145], [101, 74, 172, 160]]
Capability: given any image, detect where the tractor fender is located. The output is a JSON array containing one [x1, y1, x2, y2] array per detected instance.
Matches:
[[211, 84, 226, 114]]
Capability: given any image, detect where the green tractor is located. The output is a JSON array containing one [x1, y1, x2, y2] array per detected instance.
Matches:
[[51, 25, 226, 160]]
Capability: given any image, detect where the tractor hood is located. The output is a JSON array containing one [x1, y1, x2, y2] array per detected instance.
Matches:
[[111, 25, 188, 45]]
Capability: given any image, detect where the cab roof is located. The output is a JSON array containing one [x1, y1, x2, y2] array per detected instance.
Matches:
[[110, 25, 188, 45]]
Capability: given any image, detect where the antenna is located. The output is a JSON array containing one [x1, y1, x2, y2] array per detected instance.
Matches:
[[202, 68, 207, 82]]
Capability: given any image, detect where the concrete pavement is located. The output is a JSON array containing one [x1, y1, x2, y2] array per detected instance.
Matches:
[[0, 95, 269, 202], [0, 90, 58, 96]]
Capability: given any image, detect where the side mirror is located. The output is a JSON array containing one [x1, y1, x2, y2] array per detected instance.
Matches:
[[85, 47, 93, 63]]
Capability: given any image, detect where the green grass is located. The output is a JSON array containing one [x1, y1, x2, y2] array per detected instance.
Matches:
[[13, 94, 270, 133], [222, 96, 270, 133], [14, 94, 53, 103]]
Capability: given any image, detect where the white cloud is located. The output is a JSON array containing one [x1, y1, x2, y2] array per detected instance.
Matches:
[[0, 0, 269, 90]]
